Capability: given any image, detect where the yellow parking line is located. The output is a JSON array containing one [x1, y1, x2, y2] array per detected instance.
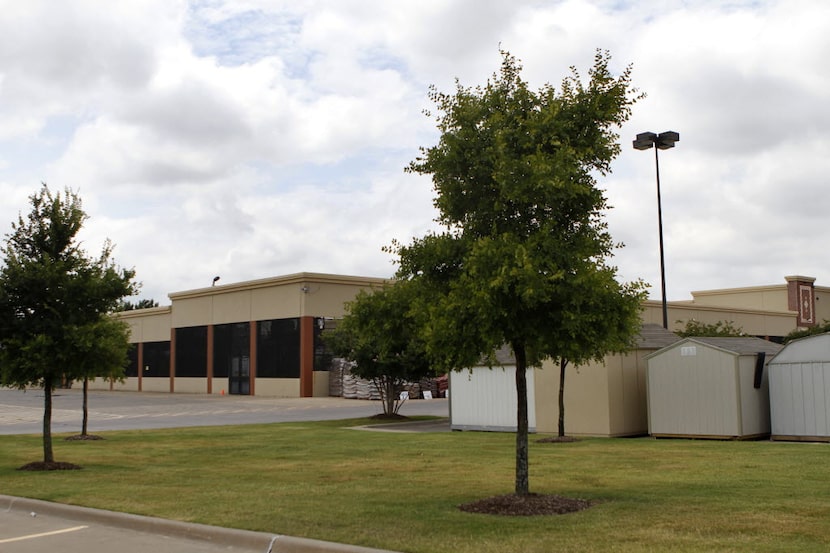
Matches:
[[0, 525, 89, 544]]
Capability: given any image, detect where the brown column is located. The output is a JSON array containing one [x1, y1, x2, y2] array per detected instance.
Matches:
[[170, 329, 176, 393], [206, 325, 214, 394], [249, 321, 257, 396], [299, 316, 314, 397], [137, 342, 143, 392]]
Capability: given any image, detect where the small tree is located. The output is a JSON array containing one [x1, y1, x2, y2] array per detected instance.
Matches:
[[676, 319, 745, 337], [69, 315, 133, 438], [117, 298, 159, 311], [783, 320, 830, 343], [394, 50, 646, 496], [0, 185, 136, 466], [327, 281, 434, 416]]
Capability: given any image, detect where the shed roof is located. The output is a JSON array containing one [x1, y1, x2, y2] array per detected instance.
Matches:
[[637, 324, 682, 349], [769, 332, 830, 364], [477, 324, 681, 367], [678, 336, 783, 357]]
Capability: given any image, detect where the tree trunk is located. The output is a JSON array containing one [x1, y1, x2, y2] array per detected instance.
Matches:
[[43, 379, 54, 463], [558, 358, 568, 438], [513, 343, 529, 496], [82, 377, 89, 436], [385, 378, 395, 415]]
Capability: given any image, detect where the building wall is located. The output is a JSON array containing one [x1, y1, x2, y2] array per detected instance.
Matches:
[[534, 358, 611, 436], [450, 367, 536, 431], [533, 350, 651, 437], [641, 300, 796, 338], [647, 344, 741, 437], [769, 334, 830, 440], [121, 307, 172, 343], [113, 273, 386, 398], [770, 361, 830, 439], [254, 378, 300, 398], [737, 354, 770, 436], [689, 286, 790, 312]]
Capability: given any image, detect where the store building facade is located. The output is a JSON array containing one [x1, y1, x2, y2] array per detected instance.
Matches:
[[98, 273, 388, 398]]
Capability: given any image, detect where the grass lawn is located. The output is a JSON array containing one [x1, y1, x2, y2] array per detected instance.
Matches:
[[1, 418, 829, 553]]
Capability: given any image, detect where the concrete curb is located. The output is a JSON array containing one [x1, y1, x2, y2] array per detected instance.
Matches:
[[1, 495, 401, 553]]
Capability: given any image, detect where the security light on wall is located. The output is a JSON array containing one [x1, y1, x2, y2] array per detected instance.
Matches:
[[212, 276, 220, 286]]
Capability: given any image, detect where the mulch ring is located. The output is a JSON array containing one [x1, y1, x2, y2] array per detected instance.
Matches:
[[18, 461, 83, 471], [368, 413, 409, 421], [536, 435, 579, 444], [459, 493, 593, 516], [64, 434, 105, 441]]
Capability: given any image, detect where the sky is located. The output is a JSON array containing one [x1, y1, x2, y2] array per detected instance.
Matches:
[[0, 0, 828, 305]]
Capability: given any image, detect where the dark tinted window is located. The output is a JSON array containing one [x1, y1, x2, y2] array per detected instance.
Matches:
[[213, 323, 250, 379], [257, 318, 300, 378], [175, 326, 207, 377], [142, 341, 171, 377]]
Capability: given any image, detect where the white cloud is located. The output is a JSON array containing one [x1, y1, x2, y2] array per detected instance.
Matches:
[[1, 0, 828, 305]]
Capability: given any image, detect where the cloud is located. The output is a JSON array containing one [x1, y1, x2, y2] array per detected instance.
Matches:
[[1, 0, 829, 306]]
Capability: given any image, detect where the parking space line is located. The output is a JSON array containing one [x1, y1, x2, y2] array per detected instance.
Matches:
[[0, 525, 89, 544]]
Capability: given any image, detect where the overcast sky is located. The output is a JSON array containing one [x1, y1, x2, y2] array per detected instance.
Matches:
[[1, 0, 828, 304]]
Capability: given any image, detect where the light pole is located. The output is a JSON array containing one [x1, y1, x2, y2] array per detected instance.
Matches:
[[633, 130, 679, 329]]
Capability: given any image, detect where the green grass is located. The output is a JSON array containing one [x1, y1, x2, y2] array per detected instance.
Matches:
[[2, 419, 830, 553]]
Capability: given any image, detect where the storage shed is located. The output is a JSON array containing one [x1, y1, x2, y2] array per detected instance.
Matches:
[[449, 348, 537, 432], [646, 337, 782, 439], [768, 332, 830, 441]]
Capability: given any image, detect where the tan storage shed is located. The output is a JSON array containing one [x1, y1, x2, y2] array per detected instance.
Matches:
[[768, 333, 830, 441], [534, 324, 681, 437], [646, 337, 782, 439]]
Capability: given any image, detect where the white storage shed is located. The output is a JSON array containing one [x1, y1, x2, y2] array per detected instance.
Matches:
[[768, 332, 830, 441], [646, 337, 782, 439], [449, 348, 537, 432]]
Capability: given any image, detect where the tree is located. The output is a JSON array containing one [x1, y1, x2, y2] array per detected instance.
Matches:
[[676, 319, 745, 337], [117, 298, 160, 311], [0, 185, 136, 466], [393, 50, 646, 496], [69, 315, 133, 438], [327, 281, 434, 416], [783, 320, 830, 343]]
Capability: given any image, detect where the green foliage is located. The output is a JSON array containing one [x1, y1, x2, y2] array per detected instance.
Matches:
[[327, 281, 435, 415], [117, 298, 160, 311], [0, 184, 137, 460], [393, 50, 646, 494], [783, 319, 830, 343], [676, 319, 745, 337]]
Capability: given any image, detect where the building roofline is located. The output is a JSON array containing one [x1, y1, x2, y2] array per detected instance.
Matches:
[[168, 272, 392, 300], [116, 305, 172, 318], [643, 298, 795, 317]]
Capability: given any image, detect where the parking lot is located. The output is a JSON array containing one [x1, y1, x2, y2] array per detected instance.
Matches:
[[0, 388, 448, 435]]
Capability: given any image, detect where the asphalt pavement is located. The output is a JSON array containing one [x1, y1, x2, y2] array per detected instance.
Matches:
[[0, 388, 449, 435]]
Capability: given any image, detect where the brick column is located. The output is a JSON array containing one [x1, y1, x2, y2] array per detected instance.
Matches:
[[299, 316, 314, 397], [787, 275, 816, 327]]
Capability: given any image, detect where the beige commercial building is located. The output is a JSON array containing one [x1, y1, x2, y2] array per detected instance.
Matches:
[[97, 273, 388, 398]]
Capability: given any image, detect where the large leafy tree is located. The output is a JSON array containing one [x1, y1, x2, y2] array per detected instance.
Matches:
[[327, 281, 434, 416], [0, 185, 137, 465], [393, 51, 646, 496]]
